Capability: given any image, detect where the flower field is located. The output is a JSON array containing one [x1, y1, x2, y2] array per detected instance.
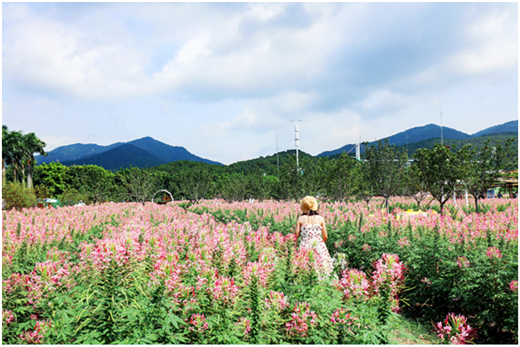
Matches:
[[2, 198, 518, 344]]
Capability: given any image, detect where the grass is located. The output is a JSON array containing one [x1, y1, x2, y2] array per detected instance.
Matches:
[[389, 315, 438, 345]]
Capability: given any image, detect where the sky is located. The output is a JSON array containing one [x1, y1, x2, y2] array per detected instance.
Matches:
[[2, 2, 518, 165]]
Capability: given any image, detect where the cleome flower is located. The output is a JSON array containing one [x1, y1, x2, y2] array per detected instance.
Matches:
[[336, 268, 370, 301], [188, 313, 209, 333], [285, 302, 318, 337], [330, 307, 354, 326], [19, 320, 52, 344], [456, 256, 470, 269], [235, 317, 251, 335], [264, 290, 290, 311], [433, 313, 477, 345], [210, 276, 239, 304], [486, 247, 502, 259], [371, 253, 407, 313]]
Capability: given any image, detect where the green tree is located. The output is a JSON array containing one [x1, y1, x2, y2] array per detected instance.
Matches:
[[319, 153, 358, 202], [353, 162, 375, 205], [363, 139, 408, 212], [2, 126, 24, 184], [464, 138, 515, 213], [217, 173, 248, 202], [21, 132, 48, 188], [413, 143, 468, 215], [403, 165, 429, 210], [65, 165, 116, 204], [120, 167, 158, 204], [176, 166, 214, 202], [33, 162, 69, 197]]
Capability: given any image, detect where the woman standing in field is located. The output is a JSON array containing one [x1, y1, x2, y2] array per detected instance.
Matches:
[[295, 196, 334, 275]]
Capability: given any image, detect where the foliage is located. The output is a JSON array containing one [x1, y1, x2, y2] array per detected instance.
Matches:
[[363, 139, 408, 212], [2, 182, 37, 211], [33, 162, 69, 197], [463, 138, 516, 213], [413, 143, 468, 214]]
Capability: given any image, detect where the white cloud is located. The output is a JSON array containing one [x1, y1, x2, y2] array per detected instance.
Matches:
[[2, 2, 517, 165]]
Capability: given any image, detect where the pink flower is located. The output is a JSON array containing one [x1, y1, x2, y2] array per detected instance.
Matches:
[[421, 277, 432, 286], [371, 253, 407, 313], [336, 268, 370, 301], [211, 276, 239, 304], [264, 291, 290, 311], [509, 280, 518, 292], [188, 314, 209, 333], [433, 313, 477, 345], [486, 247, 502, 259], [285, 302, 318, 337], [330, 308, 354, 326], [242, 262, 272, 288], [348, 234, 356, 242], [235, 317, 251, 335], [362, 244, 371, 252], [19, 320, 51, 344], [2, 310, 14, 324], [398, 237, 410, 247], [456, 256, 470, 269]]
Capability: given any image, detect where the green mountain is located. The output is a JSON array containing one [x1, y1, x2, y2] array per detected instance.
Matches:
[[36, 137, 222, 168], [317, 120, 517, 158], [471, 120, 518, 137], [150, 150, 314, 176], [61, 144, 165, 171]]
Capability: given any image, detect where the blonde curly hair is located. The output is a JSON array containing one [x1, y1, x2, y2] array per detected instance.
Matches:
[[300, 196, 318, 214]]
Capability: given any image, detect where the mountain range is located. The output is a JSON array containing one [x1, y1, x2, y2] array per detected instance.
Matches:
[[316, 120, 518, 157], [36, 120, 517, 170], [36, 136, 222, 170]]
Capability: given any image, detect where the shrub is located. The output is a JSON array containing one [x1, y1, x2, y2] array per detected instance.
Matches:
[[2, 182, 37, 211], [59, 188, 88, 206]]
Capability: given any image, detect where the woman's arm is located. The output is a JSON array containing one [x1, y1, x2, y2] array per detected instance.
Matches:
[[321, 218, 328, 243], [295, 217, 301, 240]]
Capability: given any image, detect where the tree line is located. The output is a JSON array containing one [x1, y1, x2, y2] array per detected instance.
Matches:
[[2, 126, 517, 214]]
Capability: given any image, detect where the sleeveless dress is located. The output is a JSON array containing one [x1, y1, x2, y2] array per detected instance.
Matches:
[[299, 223, 334, 276]]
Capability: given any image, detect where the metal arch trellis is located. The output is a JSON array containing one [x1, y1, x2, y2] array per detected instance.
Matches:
[[152, 189, 174, 203]]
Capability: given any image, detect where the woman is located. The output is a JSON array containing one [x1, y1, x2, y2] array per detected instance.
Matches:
[[295, 196, 334, 275]]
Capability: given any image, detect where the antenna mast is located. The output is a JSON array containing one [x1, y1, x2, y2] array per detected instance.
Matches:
[[356, 132, 361, 161], [291, 119, 302, 169]]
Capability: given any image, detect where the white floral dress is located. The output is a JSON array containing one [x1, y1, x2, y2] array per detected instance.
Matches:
[[299, 223, 334, 275]]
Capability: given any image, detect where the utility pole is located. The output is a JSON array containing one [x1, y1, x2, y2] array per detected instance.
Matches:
[[356, 133, 361, 161], [291, 119, 302, 169]]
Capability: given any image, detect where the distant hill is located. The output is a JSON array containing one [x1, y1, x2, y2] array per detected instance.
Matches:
[[62, 144, 165, 171], [126, 137, 221, 165], [317, 120, 517, 158], [36, 136, 222, 169], [398, 132, 518, 156], [35, 142, 122, 164], [151, 150, 314, 177], [471, 120, 518, 137]]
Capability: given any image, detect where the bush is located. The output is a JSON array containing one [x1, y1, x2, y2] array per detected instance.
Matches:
[[33, 185, 51, 200], [2, 182, 37, 211], [59, 188, 88, 206]]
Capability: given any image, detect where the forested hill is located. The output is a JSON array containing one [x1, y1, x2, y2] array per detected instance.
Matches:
[[318, 120, 518, 158], [150, 150, 315, 176], [324, 133, 518, 160]]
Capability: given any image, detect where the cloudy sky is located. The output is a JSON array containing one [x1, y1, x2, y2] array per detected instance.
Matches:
[[2, 2, 518, 165]]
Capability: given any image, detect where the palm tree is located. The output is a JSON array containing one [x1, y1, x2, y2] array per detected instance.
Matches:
[[22, 132, 48, 188], [2, 126, 24, 183]]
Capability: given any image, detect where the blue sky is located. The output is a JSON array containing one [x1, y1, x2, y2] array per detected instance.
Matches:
[[2, 2, 518, 165]]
